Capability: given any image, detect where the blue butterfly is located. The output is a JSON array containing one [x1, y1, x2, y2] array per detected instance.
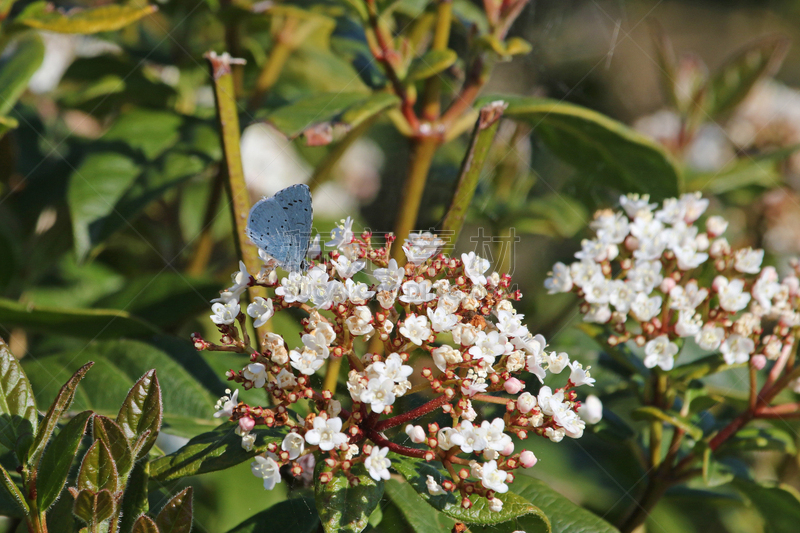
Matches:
[[246, 184, 313, 272]]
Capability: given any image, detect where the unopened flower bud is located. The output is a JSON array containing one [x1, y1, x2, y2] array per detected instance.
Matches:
[[504, 377, 524, 394], [517, 392, 537, 413], [520, 450, 538, 468], [238, 416, 255, 433], [751, 354, 767, 370]]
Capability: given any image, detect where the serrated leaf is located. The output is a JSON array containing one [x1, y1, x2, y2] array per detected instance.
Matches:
[[117, 370, 162, 459], [149, 422, 288, 482], [37, 411, 93, 512], [390, 453, 549, 527], [0, 338, 38, 461], [0, 34, 45, 116], [315, 462, 383, 533], [707, 35, 789, 118], [120, 460, 150, 533], [27, 362, 93, 468], [73, 488, 116, 525], [478, 95, 681, 201], [103, 108, 183, 160], [631, 407, 703, 440], [384, 478, 456, 533], [17, 2, 157, 33], [93, 416, 134, 480], [406, 49, 457, 82], [0, 463, 28, 516], [77, 440, 119, 493], [155, 487, 192, 533], [733, 478, 800, 533], [226, 497, 318, 533]]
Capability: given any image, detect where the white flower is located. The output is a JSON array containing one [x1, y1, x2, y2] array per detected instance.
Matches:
[[305, 267, 335, 309], [364, 446, 391, 481], [281, 432, 305, 460], [469, 331, 507, 366], [437, 427, 460, 450], [721, 334, 755, 365], [578, 395, 603, 424], [544, 262, 573, 293], [213, 389, 239, 418], [482, 418, 512, 452], [489, 498, 503, 512], [427, 306, 458, 333], [210, 300, 240, 325], [620, 193, 657, 217], [327, 217, 354, 249], [543, 351, 570, 374], [695, 324, 725, 351], [405, 425, 426, 443], [462, 251, 490, 285], [241, 433, 256, 451], [345, 278, 375, 305], [307, 234, 321, 260], [568, 361, 595, 387], [545, 427, 566, 442], [575, 238, 616, 262], [399, 315, 431, 345], [517, 392, 537, 413], [362, 378, 396, 413], [213, 261, 251, 303], [656, 197, 685, 225], [403, 232, 443, 263], [243, 363, 268, 388], [251, 454, 282, 490], [583, 274, 611, 305], [715, 277, 751, 312], [275, 368, 297, 389], [570, 261, 602, 288], [496, 310, 529, 338], [643, 335, 679, 371], [346, 306, 374, 336], [584, 304, 611, 323], [371, 353, 413, 384], [431, 345, 462, 372], [631, 293, 662, 322], [332, 255, 366, 278], [591, 211, 629, 244], [552, 403, 585, 438], [290, 349, 325, 375], [304, 416, 347, 451], [675, 310, 702, 337], [706, 216, 728, 236], [627, 260, 663, 293], [373, 259, 405, 291], [680, 192, 709, 223], [669, 281, 708, 311], [246, 297, 274, 328], [609, 280, 636, 313], [399, 280, 436, 305], [537, 386, 565, 416], [275, 272, 308, 303], [674, 246, 708, 270], [734, 248, 764, 274], [480, 460, 509, 493], [461, 380, 488, 397], [452, 421, 487, 453], [426, 475, 446, 495]]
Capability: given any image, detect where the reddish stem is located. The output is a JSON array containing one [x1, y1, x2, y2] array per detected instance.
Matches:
[[756, 403, 800, 417], [366, 430, 427, 458], [373, 394, 449, 432]]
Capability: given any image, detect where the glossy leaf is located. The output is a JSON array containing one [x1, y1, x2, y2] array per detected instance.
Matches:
[[672, 354, 728, 382], [116, 370, 162, 459], [73, 488, 116, 525], [27, 362, 93, 467], [37, 411, 93, 511], [390, 453, 549, 527], [405, 49, 457, 82], [103, 108, 183, 160], [132, 514, 161, 533], [0, 34, 45, 116], [478, 95, 681, 200], [0, 463, 28, 516], [0, 338, 38, 460], [120, 460, 150, 533], [149, 422, 288, 482], [315, 462, 383, 533], [631, 407, 703, 440], [77, 440, 119, 493], [733, 478, 800, 533], [0, 297, 159, 339], [93, 416, 134, 480], [155, 487, 193, 533], [226, 497, 318, 533], [718, 426, 797, 455], [17, 2, 157, 33], [384, 478, 456, 533]]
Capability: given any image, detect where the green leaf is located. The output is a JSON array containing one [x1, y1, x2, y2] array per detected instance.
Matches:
[[27, 362, 93, 468], [155, 487, 192, 533], [520, 194, 589, 238], [384, 478, 456, 533], [149, 422, 288, 482], [116, 370, 162, 459], [509, 475, 619, 533], [103, 108, 183, 160], [73, 488, 117, 525], [405, 49, 457, 82], [93, 416, 134, 480], [0, 115, 18, 137], [707, 35, 789, 118], [0, 297, 159, 339], [0, 462, 28, 516], [0, 34, 45, 116], [119, 460, 150, 533], [132, 515, 161, 533], [17, 2, 158, 33], [37, 411, 93, 512], [67, 152, 142, 261], [478, 95, 681, 200], [732, 478, 800, 533], [77, 440, 119, 493], [631, 407, 703, 440], [263, 92, 399, 139], [390, 454, 549, 527], [226, 497, 319, 533], [685, 159, 782, 195], [0, 338, 37, 461], [671, 354, 728, 382], [717, 426, 797, 455], [315, 461, 384, 533]]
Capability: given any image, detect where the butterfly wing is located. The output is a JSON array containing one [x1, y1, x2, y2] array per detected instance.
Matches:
[[246, 184, 313, 272]]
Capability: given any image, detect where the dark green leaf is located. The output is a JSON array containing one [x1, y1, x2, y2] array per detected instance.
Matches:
[[37, 411, 93, 512], [226, 497, 318, 533], [0, 338, 37, 461], [73, 488, 117, 525], [116, 370, 162, 459], [103, 108, 183, 160], [67, 152, 141, 261], [685, 159, 782, 195], [478, 95, 681, 200], [27, 362, 93, 468], [590, 408, 635, 443], [733, 477, 800, 533], [17, 2, 157, 33], [390, 453, 549, 527], [119, 460, 150, 533], [631, 407, 703, 440], [93, 416, 133, 480], [0, 34, 45, 116], [672, 354, 728, 382], [0, 297, 159, 339], [315, 461, 384, 533], [405, 49, 457, 82], [520, 194, 589, 238], [510, 475, 619, 533], [718, 426, 797, 455], [155, 487, 192, 533], [132, 515, 161, 533], [77, 440, 119, 493], [149, 422, 288, 482], [384, 478, 456, 533], [0, 462, 28, 516], [0, 115, 18, 138], [707, 35, 789, 118]]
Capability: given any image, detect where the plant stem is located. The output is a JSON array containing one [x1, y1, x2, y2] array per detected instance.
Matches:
[[420, 0, 452, 121], [248, 20, 296, 111], [323, 357, 342, 393], [205, 51, 270, 349], [309, 117, 375, 193], [187, 168, 224, 276], [366, 430, 427, 458], [618, 475, 670, 533], [374, 394, 448, 431]]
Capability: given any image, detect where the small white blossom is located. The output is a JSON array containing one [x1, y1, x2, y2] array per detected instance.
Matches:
[[213, 389, 238, 418], [243, 363, 268, 388], [643, 335, 679, 371], [304, 416, 347, 451], [544, 262, 573, 293], [715, 277, 751, 312], [210, 300, 240, 325], [327, 217, 354, 249], [332, 255, 366, 278], [480, 460, 509, 493], [251, 454, 281, 490], [631, 293, 662, 322], [579, 395, 603, 424], [399, 315, 431, 345], [734, 248, 764, 275], [721, 334, 755, 365], [426, 475, 446, 495], [399, 280, 436, 305], [281, 432, 305, 460], [695, 324, 726, 351], [462, 252, 490, 285], [373, 259, 405, 291], [568, 361, 595, 387], [246, 297, 274, 328], [364, 446, 391, 481]]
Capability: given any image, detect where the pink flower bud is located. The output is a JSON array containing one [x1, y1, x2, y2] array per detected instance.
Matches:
[[504, 377, 524, 395], [751, 354, 767, 370], [238, 416, 255, 433], [405, 424, 426, 444], [501, 441, 515, 456], [660, 278, 676, 294], [520, 450, 538, 468], [517, 392, 537, 414]]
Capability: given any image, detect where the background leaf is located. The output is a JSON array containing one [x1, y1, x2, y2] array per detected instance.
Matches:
[[155, 487, 193, 533], [225, 497, 318, 533], [0, 338, 37, 460], [17, 3, 158, 33], [0, 34, 44, 117], [315, 462, 384, 533], [37, 410, 93, 512], [733, 478, 800, 533]]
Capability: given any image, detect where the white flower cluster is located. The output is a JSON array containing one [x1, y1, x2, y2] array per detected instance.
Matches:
[[546, 193, 800, 371]]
